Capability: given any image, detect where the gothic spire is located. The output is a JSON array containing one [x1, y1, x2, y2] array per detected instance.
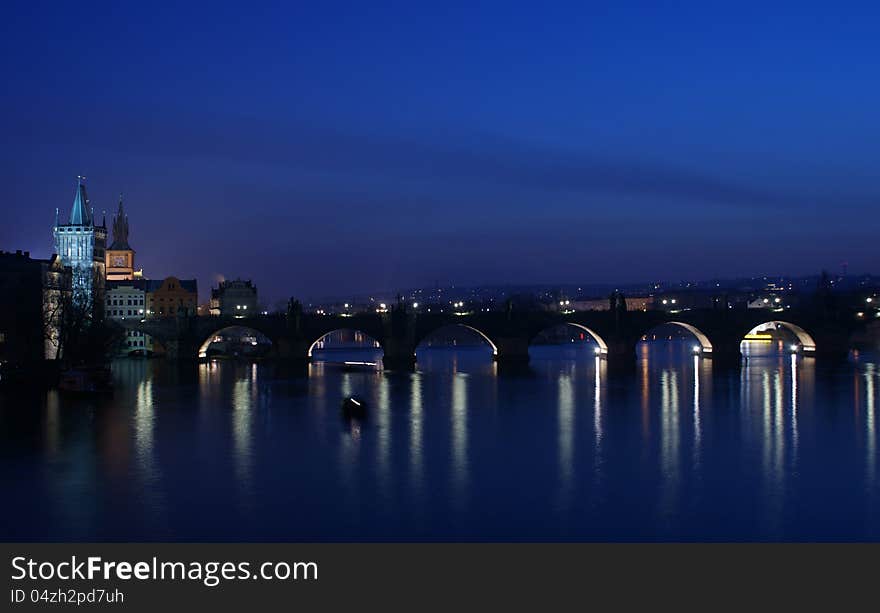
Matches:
[[69, 175, 92, 226], [109, 192, 132, 250]]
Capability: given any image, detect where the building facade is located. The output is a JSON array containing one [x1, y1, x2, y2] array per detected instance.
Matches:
[[105, 195, 141, 281], [146, 277, 198, 318], [52, 177, 106, 311], [210, 279, 258, 317], [105, 280, 153, 355], [0, 250, 71, 362]]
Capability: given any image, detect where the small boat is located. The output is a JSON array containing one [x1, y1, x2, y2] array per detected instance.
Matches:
[[341, 395, 367, 418], [58, 367, 113, 393]]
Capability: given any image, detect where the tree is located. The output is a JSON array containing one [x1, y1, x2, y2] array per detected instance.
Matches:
[[46, 266, 121, 365]]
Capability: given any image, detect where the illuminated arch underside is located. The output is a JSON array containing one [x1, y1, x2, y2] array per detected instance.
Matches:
[[539, 323, 609, 355], [416, 324, 499, 357], [198, 326, 271, 358], [744, 321, 816, 352], [648, 321, 714, 353], [307, 328, 383, 358]]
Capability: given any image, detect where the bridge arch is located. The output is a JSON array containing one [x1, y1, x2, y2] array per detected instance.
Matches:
[[197, 325, 275, 359], [416, 323, 498, 357], [741, 321, 816, 354], [530, 322, 609, 356], [307, 328, 384, 358], [640, 321, 713, 354]]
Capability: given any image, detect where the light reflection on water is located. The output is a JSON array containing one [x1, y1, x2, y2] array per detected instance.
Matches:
[[556, 363, 574, 511], [1, 344, 879, 541]]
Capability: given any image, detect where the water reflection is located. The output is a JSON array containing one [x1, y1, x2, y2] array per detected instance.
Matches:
[[134, 370, 166, 525], [6, 350, 880, 542], [692, 355, 701, 469], [409, 373, 425, 504], [592, 355, 606, 504], [865, 363, 876, 491], [451, 372, 469, 511], [741, 353, 814, 534], [135, 373, 155, 476], [417, 346, 497, 375], [636, 342, 713, 524], [659, 368, 680, 519], [44, 390, 60, 459], [556, 365, 574, 509], [231, 365, 257, 512], [376, 373, 392, 503]]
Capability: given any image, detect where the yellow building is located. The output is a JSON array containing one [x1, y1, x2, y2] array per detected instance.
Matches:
[[146, 277, 198, 318]]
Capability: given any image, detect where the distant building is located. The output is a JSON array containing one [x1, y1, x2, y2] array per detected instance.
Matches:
[[748, 295, 785, 309], [146, 277, 198, 318], [105, 280, 153, 355], [52, 177, 106, 310], [105, 195, 141, 281], [210, 279, 258, 317], [0, 250, 70, 362], [625, 296, 652, 312], [570, 295, 653, 312]]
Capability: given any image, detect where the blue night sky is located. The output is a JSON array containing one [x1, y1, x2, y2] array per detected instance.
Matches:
[[3, 1, 879, 303]]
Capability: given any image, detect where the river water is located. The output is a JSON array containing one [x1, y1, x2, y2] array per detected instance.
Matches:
[[1, 345, 878, 541]]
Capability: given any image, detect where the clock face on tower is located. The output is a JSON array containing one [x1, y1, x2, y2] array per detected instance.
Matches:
[[111, 255, 126, 267]]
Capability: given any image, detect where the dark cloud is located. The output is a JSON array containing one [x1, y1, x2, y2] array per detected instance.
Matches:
[[5, 100, 848, 212]]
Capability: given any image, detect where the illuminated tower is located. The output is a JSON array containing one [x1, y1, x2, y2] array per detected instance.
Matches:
[[106, 194, 137, 281], [52, 176, 105, 310]]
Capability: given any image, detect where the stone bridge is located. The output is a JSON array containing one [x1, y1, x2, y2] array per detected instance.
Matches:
[[116, 304, 872, 367]]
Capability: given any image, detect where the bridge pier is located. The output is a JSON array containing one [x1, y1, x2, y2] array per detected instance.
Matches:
[[161, 338, 200, 361], [494, 337, 531, 364], [381, 338, 417, 370], [274, 339, 310, 360]]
